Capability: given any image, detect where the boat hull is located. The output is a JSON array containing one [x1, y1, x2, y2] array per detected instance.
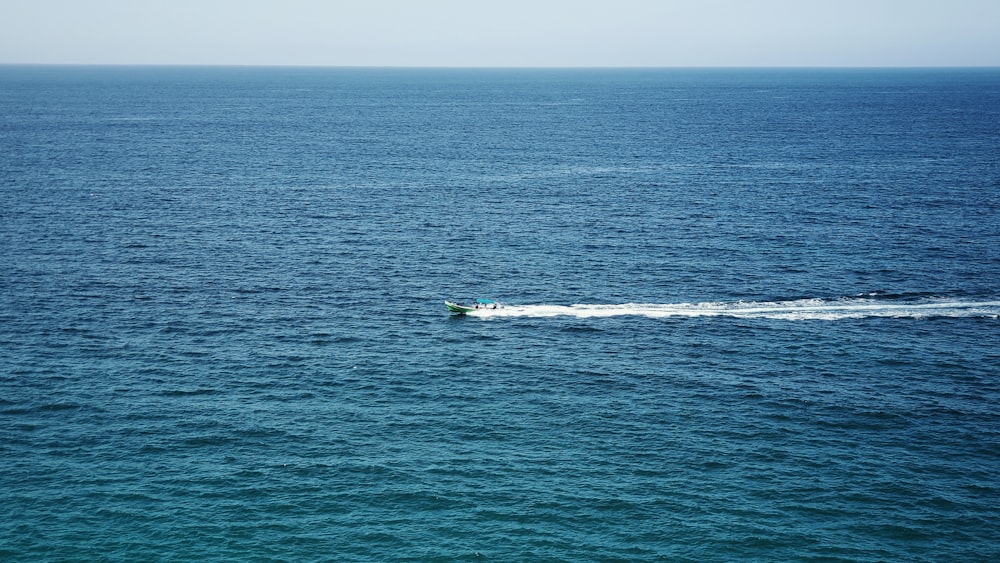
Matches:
[[445, 301, 475, 314]]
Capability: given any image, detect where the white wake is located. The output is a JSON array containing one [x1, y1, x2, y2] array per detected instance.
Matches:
[[465, 297, 1000, 321]]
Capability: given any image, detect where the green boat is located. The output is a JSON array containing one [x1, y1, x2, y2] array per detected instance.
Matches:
[[445, 299, 499, 314]]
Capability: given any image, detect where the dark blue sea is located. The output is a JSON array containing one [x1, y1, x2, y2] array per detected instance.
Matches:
[[2, 66, 1000, 561]]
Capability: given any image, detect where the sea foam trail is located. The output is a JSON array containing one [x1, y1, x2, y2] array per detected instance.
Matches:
[[468, 298, 1000, 320]]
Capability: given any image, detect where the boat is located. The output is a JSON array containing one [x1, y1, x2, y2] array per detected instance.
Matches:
[[445, 299, 501, 314]]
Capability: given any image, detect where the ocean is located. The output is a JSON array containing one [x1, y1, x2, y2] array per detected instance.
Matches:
[[1, 65, 999, 561]]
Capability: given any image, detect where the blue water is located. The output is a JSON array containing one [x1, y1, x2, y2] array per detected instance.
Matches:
[[2, 66, 1000, 561]]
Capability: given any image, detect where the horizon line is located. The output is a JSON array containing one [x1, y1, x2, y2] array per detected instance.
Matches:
[[3, 62, 999, 70]]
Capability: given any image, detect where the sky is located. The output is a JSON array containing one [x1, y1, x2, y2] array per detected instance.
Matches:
[[1, 0, 998, 67]]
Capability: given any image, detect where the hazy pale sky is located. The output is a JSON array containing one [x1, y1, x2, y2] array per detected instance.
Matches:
[[1, 0, 998, 66]]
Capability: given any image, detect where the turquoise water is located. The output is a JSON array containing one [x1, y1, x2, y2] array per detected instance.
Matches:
[[2, 66, 999, 560]]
